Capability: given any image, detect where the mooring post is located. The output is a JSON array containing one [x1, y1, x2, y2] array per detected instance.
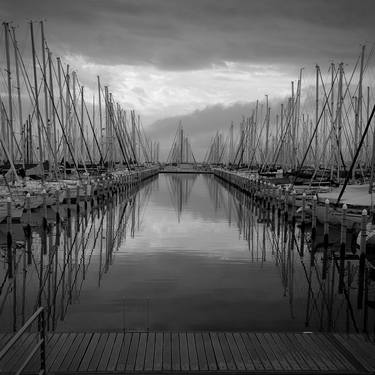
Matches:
[[339, 204, 347, 294], [357, 209, 367, 309]]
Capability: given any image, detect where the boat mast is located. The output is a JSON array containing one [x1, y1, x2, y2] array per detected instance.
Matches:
[[291, 82, 295, 170], [336, 63, 343, 182], [40, 21, 51, 176], [30, 21, 45, 183], [280, 103, 284, 168], [11, 26, 24, 167], [92, 95, 95, 163], [265, 95, 269, 168], [330, 62, 335, 182], [81, 86, 85, 165], [48, 49, 58, 177], [57, 57, 65, 177], [315, 65, 319, 169], [97, 76, 103, 167], [358, 45, 365, 167], [4, 22, 14, 167]]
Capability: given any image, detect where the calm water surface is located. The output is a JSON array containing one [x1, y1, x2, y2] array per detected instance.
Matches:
[[58, 173, 308, 332], [2, 173, 364, 333]]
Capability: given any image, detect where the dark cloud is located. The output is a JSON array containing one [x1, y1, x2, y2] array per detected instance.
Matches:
[[2, 0, 374, 71]]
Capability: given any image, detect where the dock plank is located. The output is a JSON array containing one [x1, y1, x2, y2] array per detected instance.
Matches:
[[47, 333, 70, 372], [2, 330, 372, 374], [144, 332, 155, 371], [195, 332, 208, 371], [225, 332, 245, 370], [202, 332, 217, 371], [50, 333, 77, 371], [246, 333, 273, 371], [88, 332, 109, 371], [233, 332, 255, 371], [153, 332, 163, 371], [24, 333, 54, 373], [335, 334, 375, 369], [58, 333, 85, 372], [68, 333, 93, 371], [171, 332, 180, 371], [98, 333, 117, 371], [263, 332, 292, 371], [349, 335, 375, 367], [333, 333, 375, 372], [126, 332, 140, 371], [179, 332, 190, 371], [210, 332, 227, 371], [187, 332, 198, 371], [116, 333, 132, 372], [5, 333, 36, 373], [3, 333, 32, 372], [218, 332, 236, 371], [272, 332, 305, 371], [256, 333, 283, 371], [135, 332, 147, 371], [78, 332, 101, 371], [284, 333, 319, 371], [162, 332, 171, 371], [293, 333, 328, 371], [316, 333, 356, 371], [299, 332, 336, 371], [240, 332, 264, 371], [26, 332, 54, 371], [107, 333, 124, 372]]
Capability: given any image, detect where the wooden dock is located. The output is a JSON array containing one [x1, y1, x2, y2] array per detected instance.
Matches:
[[1, 331, 375, 374]]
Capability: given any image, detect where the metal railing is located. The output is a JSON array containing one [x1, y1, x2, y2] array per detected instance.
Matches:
[[0, 307, 46, 375]]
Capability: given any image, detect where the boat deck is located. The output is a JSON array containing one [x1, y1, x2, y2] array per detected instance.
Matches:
[[1, 331, 375, 374]]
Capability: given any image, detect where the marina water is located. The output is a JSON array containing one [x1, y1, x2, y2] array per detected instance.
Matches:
[[0, 173, 370, 333]]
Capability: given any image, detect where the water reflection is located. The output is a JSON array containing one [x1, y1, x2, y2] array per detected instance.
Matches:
[[0, 173, 373, 334]]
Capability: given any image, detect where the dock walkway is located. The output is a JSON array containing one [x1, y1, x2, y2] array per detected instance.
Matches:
[[1, 331, 375, 374]]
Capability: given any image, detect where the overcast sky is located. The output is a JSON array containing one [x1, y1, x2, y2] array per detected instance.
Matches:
[[2, 0, 375, 158]]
